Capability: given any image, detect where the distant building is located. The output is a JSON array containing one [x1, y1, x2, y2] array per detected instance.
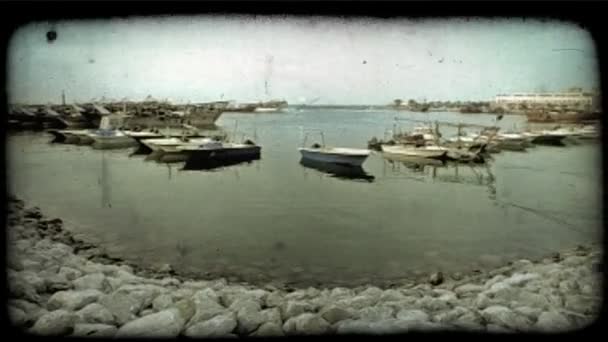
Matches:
[[494, 89, 597, 110]]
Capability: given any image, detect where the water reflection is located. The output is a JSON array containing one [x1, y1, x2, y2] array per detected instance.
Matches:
[[182, 155, 261, 171], [382, 154, 496, 198], [299, 158, 375, 182]]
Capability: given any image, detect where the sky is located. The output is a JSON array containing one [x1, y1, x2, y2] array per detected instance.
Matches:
[[6, 16, 601, 105]]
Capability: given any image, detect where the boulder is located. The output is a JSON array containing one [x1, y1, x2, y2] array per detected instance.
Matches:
[[514, 306, 543, 322], [281, 300, 315, 320], [358, 306, 395, 322], [73, 273, 111, 292], [76, 303, 115, 325], [114, 284, 166, 309], [9, 299, 46, 322], [320, 305, 354, 324], [99, 291, 145, 325], [259, 308, 282, 325], [152, 293, 174, 312], [283, 313, 331, 335], [379, 289, 406, 302], [454, 284, 485, 296], [235, 304, 265, 335], [481, 305, 532, 331], [433, 306, 469, 323], [251, 322, 285, 337], [174, 298, 196, 323], [58, 266, 82, 280], [184, 312, 237, 338], [486, 324, 513, 333], [30, 310, 77, 336], [504, 273, 540, 287], [47, 290, 103, 311], [8, 306, 28, 327], [535, 311, 572, 332], [115, 308, 185, 337], [71, 323, 117, 337], [564, 294, 598, 315], [395, 309, 430, 323], [45, 273, 73, 292], [188, 295, 227, 326], [334, 295, 378, 310], [429, 272, 444, 286], [265, 291, 285, 308], [416, 296, 452, 312]]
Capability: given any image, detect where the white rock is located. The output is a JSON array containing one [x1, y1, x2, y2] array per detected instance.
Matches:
[[335, 295, 378, 310], [99, 291, 145, 325], [433, 306, 469, 323], [71, 323, 117, 337], [281, 300, 315, 320], [76, 303, 115, 325], [259, 308, 282, 325], [486, 324, 513, 333], [454, 284, 485, 296], [514, 306, 543, 322], [358, 306, 395, 321], [329, 287, 355, 300], [396, 309, 429, 323], [484, 275, 507, 289], [9, 306, 27, 326], [481, 305, 532, 331], [416, 296, 452, 312], [115, 308, 185, 337], [283, 313, 331, 335], [320, 305, 354, 324], [535, 311, 572, 332], [152, 293, 174, 311], [265, 291, 285, 308], [236, 305, 265, 334], [47, 289, 103, 311], [188, 296, 226, 326], [184, 312, 237, 338], [73, 273, 111, 292], [30, 310, 78, 336], [58, 267, 83, 281], [379, 289, 406, 302], [504, 273, 540, 287], [251, 322, 285, 337]]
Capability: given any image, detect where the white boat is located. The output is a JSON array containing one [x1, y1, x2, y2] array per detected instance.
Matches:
[[85, 115, 138, 149], [89, 130, 137, 150], [254, 107, 281, 113], [298, 147, 370, 166], [381, 144, 448, 159], [141, 137, 216, 153]]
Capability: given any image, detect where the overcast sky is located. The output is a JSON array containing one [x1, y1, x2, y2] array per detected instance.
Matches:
[[7, 16, 600, 105]]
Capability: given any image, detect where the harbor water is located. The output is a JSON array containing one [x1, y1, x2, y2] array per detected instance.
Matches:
[[7, 109, 602, 287]]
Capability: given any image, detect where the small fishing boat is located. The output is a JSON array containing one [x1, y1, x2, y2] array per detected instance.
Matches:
[[179, 140, 262, 166], [381, 144, 448, 159], [298, 129, 370, 166], [89, 130, 137, 150], [87, 115, 137, 150], [522, 130, 567, 146]]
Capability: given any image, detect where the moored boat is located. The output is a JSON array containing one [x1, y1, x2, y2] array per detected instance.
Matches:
[[381, 144, 448, 160]]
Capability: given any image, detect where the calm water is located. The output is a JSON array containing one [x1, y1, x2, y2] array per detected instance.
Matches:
[[8, 110, 602, 287]]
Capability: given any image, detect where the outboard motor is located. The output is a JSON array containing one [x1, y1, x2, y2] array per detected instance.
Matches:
[[243, 139, 255, 145], [311, 143, 322, 148]]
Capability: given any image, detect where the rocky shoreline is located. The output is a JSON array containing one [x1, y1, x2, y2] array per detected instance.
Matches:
[[6, 196, 602, 336]]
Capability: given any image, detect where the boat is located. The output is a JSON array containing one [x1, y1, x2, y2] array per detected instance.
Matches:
[[87, 115, 137, 150], [179, 140, 262, 167], [299, 146, 370, 166], [298, 129, 370, 166], [254, 107, 281, 113], [381, 144, 448, 159], [522, 130, 567, 146]]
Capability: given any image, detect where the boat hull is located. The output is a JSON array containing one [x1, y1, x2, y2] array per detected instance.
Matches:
[[91, 135, 137, 150], [381, 145, 448, 159], [183, 146, 262, 167], [299, 149, 369, 166]]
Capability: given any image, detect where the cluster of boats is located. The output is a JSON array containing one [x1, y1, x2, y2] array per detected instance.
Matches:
[[48, 115, 261, 170], [368, 120, 599, 163]]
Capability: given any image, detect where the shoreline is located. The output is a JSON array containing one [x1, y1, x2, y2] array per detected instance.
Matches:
[[7, 196, 602, 336]]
